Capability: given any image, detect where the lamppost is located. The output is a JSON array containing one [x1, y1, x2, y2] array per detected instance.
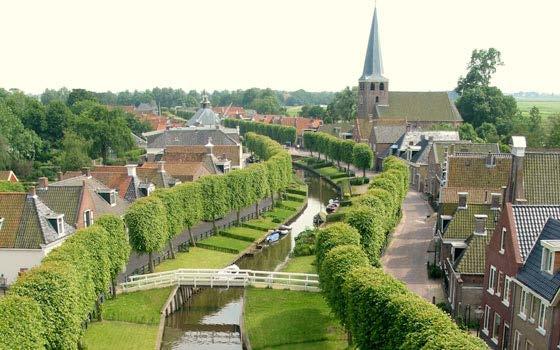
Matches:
[[474, 306, 484, 337]]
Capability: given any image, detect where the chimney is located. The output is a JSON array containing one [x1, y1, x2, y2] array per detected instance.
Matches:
[[57, 171, 63, 181], [474, 214, 488, 235], [508, 136, 526, 204], [38, 177, 48, 189], [157, 161, 165, 173], [485, 153, 496, 167], [205, 137, 214, 155], [28, 186, 36, 199], [490, 193, 502, 210], [126, 164, 138, 177], [82, 167, 91, 178], [458, 192, 468, 209]]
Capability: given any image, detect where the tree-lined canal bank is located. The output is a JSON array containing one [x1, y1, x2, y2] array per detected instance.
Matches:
[[160, 170, 337, 350]]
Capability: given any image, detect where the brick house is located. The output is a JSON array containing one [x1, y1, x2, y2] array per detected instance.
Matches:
[[0, 170, 19, 182]]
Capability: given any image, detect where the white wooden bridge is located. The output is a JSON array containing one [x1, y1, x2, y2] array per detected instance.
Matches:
[[119, 268, 320, 293]]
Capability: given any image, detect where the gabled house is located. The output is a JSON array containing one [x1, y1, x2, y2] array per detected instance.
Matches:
[[481, 205, 560, 349], [510, 218, 560, 350], [426, 142, 500, 201], [0, 170, 19, 182], [0, 187, 76, 285]]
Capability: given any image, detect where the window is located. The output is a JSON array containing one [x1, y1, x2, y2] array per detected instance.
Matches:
[[379, 82, 385, 91], [503, 277, 511, 306], [529, 296, 538, 322], [359, 82, 365, 91], [458, 192, 468, 209], [483, 305, 491, 334], [496, 271, 503, 296], [84, 210, 93, 228], [537, 303, 547, 333], [500, 227, 506, 254], [513, 331, 522, 350], [525, 340, 534, 350], [492, 313, 501, 343], [488, 266, 497, 294], [503, 324, 510, 350], [542, 247, 554, 274], [98, 190, 117, 206], [375, 96, 379, 103], [519, 289, 528, 319], [0, 217, 4, 231], [370, 83, 375, 90], [47, 215, 64, 235]]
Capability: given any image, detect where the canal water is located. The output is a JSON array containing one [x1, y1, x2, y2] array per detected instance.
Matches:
[[160, 171, 337, 350]]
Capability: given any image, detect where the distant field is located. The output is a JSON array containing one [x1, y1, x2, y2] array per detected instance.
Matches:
[[516, 100, 560, 119], [286, 106, 302, 117]]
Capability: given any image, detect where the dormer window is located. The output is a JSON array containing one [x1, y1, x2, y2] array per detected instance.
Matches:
[[458, 192, 468, 209], [485, 154, 496, 167], [0, 217, 4, 231], [541, 240, 560, 274], [98, 189, 116, 206], [46, 214, 64, 236], [491, 193, 502, 210], [474, 214, 488, 235], [139, 183, 155, 197]]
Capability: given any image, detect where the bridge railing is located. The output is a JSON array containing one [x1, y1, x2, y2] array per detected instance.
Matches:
[[120, 268, 320, 293]]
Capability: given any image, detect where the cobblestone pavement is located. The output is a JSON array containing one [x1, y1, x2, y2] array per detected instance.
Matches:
[[381, 190, 444, 302]]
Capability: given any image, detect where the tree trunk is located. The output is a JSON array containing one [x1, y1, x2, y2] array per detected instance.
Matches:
[[271, 193, 275, 208], [363, 168, 366, 178], [212, 218, 217, 234], [188, 226, 196, 247], [148, 252, 154, 273], [236, 210, 241, 226], [168, 240, 176, 259], [347, 162, 350, 173], [95, 298, 103, 321], [255, 202, 259, 218], [111, 278, 117, 299], [347, 330, 353, 346]]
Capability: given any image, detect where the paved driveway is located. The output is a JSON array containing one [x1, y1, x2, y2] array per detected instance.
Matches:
[[381, 191, 444, 302]]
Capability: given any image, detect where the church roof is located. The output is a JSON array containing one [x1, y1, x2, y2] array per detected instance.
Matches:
[[377, 91, 463, 122], [361, 7, 386, 82], [187, 93, 221, 127]]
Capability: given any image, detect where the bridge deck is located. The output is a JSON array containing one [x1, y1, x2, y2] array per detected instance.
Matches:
[[119, 268, 321, 293]]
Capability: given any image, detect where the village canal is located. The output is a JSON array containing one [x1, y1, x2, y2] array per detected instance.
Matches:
[[160, 170, 337, 350]]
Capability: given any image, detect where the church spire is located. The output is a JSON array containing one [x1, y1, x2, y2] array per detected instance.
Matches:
[[360, 6, 385, 81]]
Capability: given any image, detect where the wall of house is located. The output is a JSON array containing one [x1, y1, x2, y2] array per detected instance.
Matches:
[[481, 205, 521, 348], [76, 186, 95, 229], [0, 249, 45, 285], [551, 308, 560, 350], [510, 285, 553, 350]]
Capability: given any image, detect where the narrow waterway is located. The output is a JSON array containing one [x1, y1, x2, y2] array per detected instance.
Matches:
[[160, 171, 337, 350]]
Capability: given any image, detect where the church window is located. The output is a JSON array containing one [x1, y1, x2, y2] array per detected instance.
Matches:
[[380, 82, 385, 91], [375, 96, 379, 103], [359, 83, 365, 91], [370, 83, 375, 90]]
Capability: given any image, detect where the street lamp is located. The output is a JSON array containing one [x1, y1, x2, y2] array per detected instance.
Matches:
[[474, 305, 484, 337]]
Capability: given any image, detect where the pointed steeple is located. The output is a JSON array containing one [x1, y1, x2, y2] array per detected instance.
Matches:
[[360, 6, 386, 81]]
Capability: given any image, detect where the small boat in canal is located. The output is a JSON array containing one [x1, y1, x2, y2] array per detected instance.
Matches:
[[265, 232, 280, 244]]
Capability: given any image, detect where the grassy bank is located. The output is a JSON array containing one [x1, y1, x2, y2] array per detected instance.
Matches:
[[244, 288, 347, 349], [282, 255, 317, 274], [82, 321, 159, 350]]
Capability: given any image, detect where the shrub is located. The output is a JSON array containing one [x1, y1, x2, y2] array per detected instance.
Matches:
[[345, 205, 386, 266], [315, 222, 361, 271], [293, 229, 317, 257], [349, 177, 370, 185], [10, 261, 82, 350], [95, 215, 130, 294], [0, 295, 45, 350], [319, 245, 370, 328]]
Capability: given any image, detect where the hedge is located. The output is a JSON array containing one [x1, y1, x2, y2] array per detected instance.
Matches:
[[313, 156, 484, 349], [0, 295, 45, 350], [315, 222, 361, 272], [223, 118, 296, 145]]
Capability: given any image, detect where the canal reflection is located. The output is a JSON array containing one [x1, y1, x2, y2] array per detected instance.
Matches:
[[160, 171, 337, 350]]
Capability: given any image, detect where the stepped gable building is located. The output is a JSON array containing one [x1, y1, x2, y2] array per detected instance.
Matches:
[[354, 6, 462, 143]]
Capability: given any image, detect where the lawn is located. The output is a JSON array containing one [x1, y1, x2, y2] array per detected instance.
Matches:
[[155, 247, 236, 272], [286, 105, 302, 117], [279, 200, 304, 210], [102, 287, 172, 324], [198, 235, 253, 253], [517, 100, 560, 119], [244, 288, 346, 349], [316, 166, 351, 180], [263, 207, 295, 222], [82, 321, 159, 350], [244, 217, 280, 231], [221, 226, 267, 241], [281, 256, 317, 274]]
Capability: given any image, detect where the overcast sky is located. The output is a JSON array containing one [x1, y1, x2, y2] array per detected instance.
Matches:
[[1, 0, 559, 94]]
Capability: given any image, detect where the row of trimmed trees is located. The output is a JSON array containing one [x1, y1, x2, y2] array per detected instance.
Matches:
[[0, 216, 129, 349], [302, 131, 374, 177], [0, 132, 292, 350], [315, 156, 487, 349], [223, 119, 297, 146]]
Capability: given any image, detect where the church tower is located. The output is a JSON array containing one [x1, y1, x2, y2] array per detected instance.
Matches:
[[357, 6, 388, 119]]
